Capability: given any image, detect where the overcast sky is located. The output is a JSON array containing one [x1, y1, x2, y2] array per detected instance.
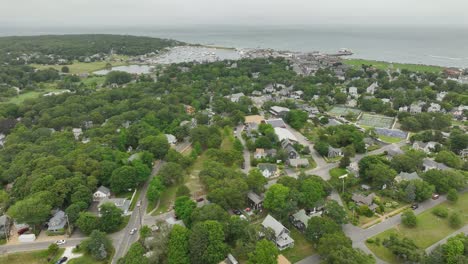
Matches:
[[2, 0, 467, 27]]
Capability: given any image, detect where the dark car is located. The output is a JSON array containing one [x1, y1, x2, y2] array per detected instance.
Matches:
[[17, 227, 29, 235], [411, 203, 419, 210], [55, 257, 68, 264], [233, 209, 242, 215], [241, 163, 245, 169]]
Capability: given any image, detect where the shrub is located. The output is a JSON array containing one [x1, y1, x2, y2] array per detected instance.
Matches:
[[447, 189, 459, 203], [358, 205, 374, 217], [449, 212, 463, 229], [432, 207, 448, 218], [401, 210, 417, 228], [366, 238, 374, 244]]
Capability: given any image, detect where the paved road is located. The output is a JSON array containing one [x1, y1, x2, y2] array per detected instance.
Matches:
[[0, 238, 83, 255], [425, 225, 468, 253], [111, 160, 163, 263], [236, 124, 251, 173]]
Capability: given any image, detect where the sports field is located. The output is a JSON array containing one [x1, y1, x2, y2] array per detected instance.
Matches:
[[357, 113, 394, 128], [328, 106, 361, 117]]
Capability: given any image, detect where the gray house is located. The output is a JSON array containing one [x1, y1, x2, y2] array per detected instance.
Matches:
[[395, 172, 421, 183], [48, 210, 67, 233], [262, 214, 294, 250], [98, 198, 131, 216], [328, 147, 343, 158], [247, 191, 264, 210]]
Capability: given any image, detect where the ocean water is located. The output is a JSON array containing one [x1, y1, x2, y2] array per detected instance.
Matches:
[[1, 25, 468, 67]]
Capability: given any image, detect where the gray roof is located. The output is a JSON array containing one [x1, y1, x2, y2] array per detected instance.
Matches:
[[396, 172, 421, 182], [265, 118, 286, 128], [423, 158, 450, 170], [262, 214, 287, 237], [291, 209, 313, 227], [352, 193, 376, 206], [99, 198, 130, 214], [289, 158, 309, 167], [96, 186, 111, 195], [247, 191, 264, 204], [48, 210, 67, 231], [258, 163, 278, 173]]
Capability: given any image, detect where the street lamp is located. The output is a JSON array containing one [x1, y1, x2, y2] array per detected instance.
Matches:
[[339, 174, 348, 193]]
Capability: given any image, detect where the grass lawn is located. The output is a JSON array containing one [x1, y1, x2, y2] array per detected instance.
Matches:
[[151, 185, 177, 216], [129, 188, 141, 211], [0, 248, 65, 264], [67, 254, 107, 264], [343, 59, 443, 73], [378, 135, 403, 144], [31, 59, 127, 74], [329, 167, 347, 177], [80, 76, 106, 87], [367, 192, 468, 263], [282, 229, 316, 263], [1, 86, 63, 105]]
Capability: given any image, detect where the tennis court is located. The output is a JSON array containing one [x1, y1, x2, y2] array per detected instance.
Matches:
[[357, 113, 394, 128]]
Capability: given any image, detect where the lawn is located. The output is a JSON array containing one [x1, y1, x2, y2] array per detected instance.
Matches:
[[31, 58, 128, 74], [151, 185, 177, 216], [282, 229, 316, 263], [329, 167, 347, 177], [67, 254, 107, 264], [1, 86, 63, 105], [378, 135, 403, 144], [343, 59, 443, 73], [0, 248, 64, 264], [367, 192, 468, 263], [129, 188, 142, 211]]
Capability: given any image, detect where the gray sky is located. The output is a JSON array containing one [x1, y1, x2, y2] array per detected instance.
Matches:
[[2, 0, 467, 27]]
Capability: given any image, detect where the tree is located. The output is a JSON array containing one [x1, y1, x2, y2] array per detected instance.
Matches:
[[314, 141, 329, 157], [61, 66, 69, 73], [247, 239, 279, 264], [326, 246, 375, 264], [7, 197, 51, 228], [139, 134, 170, 159], [174, 196, 196, 225], [158, 162, 184, 186], [334, 92, 347, 104], [322, 200, 348, 224], [449, 212, 463, 228], [168, 225, 191, 264], [412, 180, 435, 202], [110, 166, 138, 193], [299, 179, 325, 209], [76, 212, 100, 235], [305, 217, 342, 244], [147, 177, 165, 202], [190, 204, 230, 225], [435, 150, 463, 169], [99, 202, 123, 233], [189, 220, 227, 264], [443, 235, 466, 264], [246, 169, 267, 194], [139, 225, 152, 240], [105, 71, 133, 85], [447, 189, 459, 203], [48, 243, 59, 256], [176, 185, 191, 197], [263, 184, 291, 219], [401, 210, 417, 228], [339, 155, 350, 168], [285, 110, 308, 129], [383, 235, 424, 262], [119, 242, 149, 264], [66, 203, 85, 224], [81, 230, 113, 260], [317, 233, 352, 258]]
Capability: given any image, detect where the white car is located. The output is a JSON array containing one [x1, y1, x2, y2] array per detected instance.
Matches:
[[130, 228, 137, 235], [56, 239, 66, 245]]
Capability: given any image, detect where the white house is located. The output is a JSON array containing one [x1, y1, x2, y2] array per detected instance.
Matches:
[[348, 87, 358, 98], [165, 134, 177, 145], [262, 214, 294, 250], [257, 163, 279, 178], [412, 141, 439, 153], [427, 103, 441, 113], [93, 186, 111, 201], [366, 82, 378, 95], [228, 93, 245, 103]]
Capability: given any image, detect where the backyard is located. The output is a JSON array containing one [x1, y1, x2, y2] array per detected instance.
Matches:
[[282, 228, 316, 263], [366, 192, 468, 263]]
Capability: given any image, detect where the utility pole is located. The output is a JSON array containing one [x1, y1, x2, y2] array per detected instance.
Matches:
[[339, 174, 348, 193], [66, 214, 72, 237]]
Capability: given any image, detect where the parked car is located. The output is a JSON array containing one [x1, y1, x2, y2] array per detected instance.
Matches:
[[17, 227, 29, 235], [233, 209, 242, 215], [241, 162, 245, 169], [55, 239, 66, 245], [432, 193, 440, 200], [55, 257, 68, 264], [136, 200, 141, 207], [411, 204, 419, 210], [196, 197, 204, 203], [130, 228, 137, 235]]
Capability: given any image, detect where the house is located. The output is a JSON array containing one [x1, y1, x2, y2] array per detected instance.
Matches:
[[386, 147, 404, 159], [399, 106, 408, 112], [72, 128, 82, 140], [265, 149, 278, 157], [288, 158, 309, 168], [427, 103, 442, 113], [257, 163, 280, 178], [412, 141, 438, 153], [263, 84, 276, 94], [274, 127, 298, 142], [165, 134, 177, 145], [422, 158, 450, 172], [247, 191, 264, 210], [410, 102, 423, 114], [351, 193, 378, 211], [289, 209, 321, 232], [437, 92, 447, 102], [261, 215, 295, 250], [366, 82, 378, 95], [0, 215, 10, 239], [346, 99, 357, 108], [461, 149, 468, 160], [93, 186, 111, 201], [348, 87, 358, 97], [252, 90, 263, 96], [184, 105, 196, 115], [346, 162, 359, 176], [254, 148, 267, 159], [328, 146, 343, 158], [290, 90, 304, 99], [228, 93, 245, 103], [47, 210, 67, 233], [265, 118, 287, 128], [244, 122, 259, 137], [244, 115, 265, 125], [270, 106, 290, 116], [98, 198, 131, 216], [324, 118, 342, 127], [281, 139, 299, 159], [395, 172, 421, 183]]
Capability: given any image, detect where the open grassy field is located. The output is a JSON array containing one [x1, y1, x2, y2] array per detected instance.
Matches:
[[328, 106, 362, 117], [0, 248, 64, 264], [344, 59, 443, 73], [31, 58, 128, 75], [67, 254, 107, 264], [329, 167, 347, 177], [378, 134, 404, 144], [367, 192, 468, 263], [282, 229, 316, 263]]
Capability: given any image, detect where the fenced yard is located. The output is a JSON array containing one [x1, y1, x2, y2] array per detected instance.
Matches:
[[358, 114, 394, 128]]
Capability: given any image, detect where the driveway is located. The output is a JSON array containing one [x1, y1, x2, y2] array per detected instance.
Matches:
[[61, 246, 83, 263]]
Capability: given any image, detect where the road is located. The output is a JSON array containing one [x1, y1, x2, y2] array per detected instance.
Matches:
[[0, 238, 83, 255], [236, 124, 251, 173], [111, 160, 163, 263]]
